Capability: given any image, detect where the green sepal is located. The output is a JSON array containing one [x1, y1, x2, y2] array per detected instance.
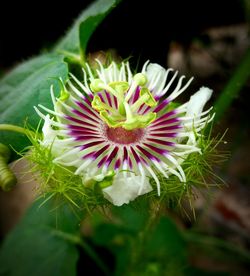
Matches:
[[94, 170, 115, 191]]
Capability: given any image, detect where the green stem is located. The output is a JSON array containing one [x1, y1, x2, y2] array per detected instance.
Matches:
[[0, 124, 28, 134], [58, 50, 85, 67], [214, 47, 250, 122]]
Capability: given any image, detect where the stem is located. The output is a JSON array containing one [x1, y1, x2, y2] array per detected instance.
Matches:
[[214, 47, 250, 122], [57, 50, 85, 67], [0, 124, 28, 135]]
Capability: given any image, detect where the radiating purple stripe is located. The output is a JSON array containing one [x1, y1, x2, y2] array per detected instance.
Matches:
[[136, 145, 160, 162], [65, 115, 91, 126], [153, 99, 170, 113], [98, 93, 105, 104], [153, 110, 176, 124], [82, 151, 96, 159], [137, 103, 146, 113], [151, 125, 181, 132], [71, 110, 98, 125], [67, 123, 97, 132], [151, 116, 178, 127], [132, 86, 140, 104], [71, 130, 98, 137], [80, 140, 103, 150], [75, 101, 98, 118], [150, 119, 180, 130], [143, 143, 168, 155], [147, 138, 174, 147], [105, 90, 112, 107], [128, 157, 133, 169], [72, 135, 101, 141], [130, 147, 141, 164], [98, 155, 108, 168], [114, 96, 118, 108], [150, 132, 177, 138], [123, 147, 128, 161], [141, 95, 160, 115], [140, 156, 148, 166], [68, 124, 97, 131], [114, 158, 121, 170], [105, 146, 119, 167], [93, 144, 110, 160], [69, 131, 100, 141], [88, 94, 94, 100], [84, 96, 92, 107], [141, 105, 151, 115]]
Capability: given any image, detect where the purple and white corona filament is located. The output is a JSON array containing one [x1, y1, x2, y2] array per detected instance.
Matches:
[[35, 61, 214, 206]]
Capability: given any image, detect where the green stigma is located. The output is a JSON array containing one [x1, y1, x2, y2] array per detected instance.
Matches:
[[90, 75, 157, 130]]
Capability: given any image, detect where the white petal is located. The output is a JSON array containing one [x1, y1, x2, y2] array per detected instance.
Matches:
[[102, 174, 152, 206], [186, 87, 213, 119], [41, 115, 58, 146], [145, 63, 167, 92]]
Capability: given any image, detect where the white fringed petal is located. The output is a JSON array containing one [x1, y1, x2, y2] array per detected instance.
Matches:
[[186, 87, 213, 119], [41, 115, 58, 147], [102, 174, 153, 206], [145, 63, 167, 93], [185, 86, 213, 145]]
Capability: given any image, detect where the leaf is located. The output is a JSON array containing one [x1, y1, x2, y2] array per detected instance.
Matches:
[[145, 217, 187, 261], [112, 203, 149, 232], [0, 53, 68, 153], [55, 0, 122, 58], [0, 199, 80, 276]]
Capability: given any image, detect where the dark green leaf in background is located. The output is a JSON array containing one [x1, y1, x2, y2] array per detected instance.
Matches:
[[0, 53, 68, 153], [0, 199, 80, 276], [55, 0, 122, 59]]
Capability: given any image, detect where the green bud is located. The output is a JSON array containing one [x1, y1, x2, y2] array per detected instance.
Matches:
[[0, 143, 17, 191]]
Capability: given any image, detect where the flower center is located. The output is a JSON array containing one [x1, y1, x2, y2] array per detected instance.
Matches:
[[106, 126, 145, 145]]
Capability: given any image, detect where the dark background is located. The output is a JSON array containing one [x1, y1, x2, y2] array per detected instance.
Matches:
[[0, 0, 246, 70]]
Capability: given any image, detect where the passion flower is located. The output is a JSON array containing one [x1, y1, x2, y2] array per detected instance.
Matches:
[[35, 61, 213, 206]]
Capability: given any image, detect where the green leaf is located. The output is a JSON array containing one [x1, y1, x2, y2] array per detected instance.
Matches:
[[112, 204, 149, 232], [0, 199, 80, 276], [0, 53, 68, 153], [145, 217, 187, 263], [55, 0, 122, 59]]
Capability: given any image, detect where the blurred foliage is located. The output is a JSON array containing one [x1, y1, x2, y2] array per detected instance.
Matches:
[[0, 198, 80, 276], [2, 199, 249, 275]]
